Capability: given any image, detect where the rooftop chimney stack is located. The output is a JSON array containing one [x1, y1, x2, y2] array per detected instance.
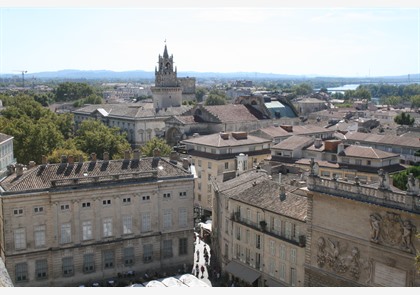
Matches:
[[68, 155, 74, 165], [279, 185, 286, 201], [16, 164, 24, 177], [29, 161, 36, 169], [153, 148, 161, 158], [91, 153, 97, 162], [124, 150, 131, 161], [133, 149, 140, 160], [103, 152, 109, 161]]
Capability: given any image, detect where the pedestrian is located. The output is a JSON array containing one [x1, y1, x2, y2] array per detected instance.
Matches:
[[196, 249, 200, 262], [200, 265, 205, 279], [195, 264, 199, 277]]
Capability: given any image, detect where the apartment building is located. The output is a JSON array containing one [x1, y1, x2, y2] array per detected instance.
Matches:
[[0, 151, 194, 286], [212, 169, 307, 287], [180, 132, 271, 219], [0, 133, 15, 180]]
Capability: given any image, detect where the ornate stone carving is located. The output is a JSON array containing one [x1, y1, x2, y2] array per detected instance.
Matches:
[[349, 247, 361, 280], [369, 213, 382, 243], [369, 211, 416, 253]]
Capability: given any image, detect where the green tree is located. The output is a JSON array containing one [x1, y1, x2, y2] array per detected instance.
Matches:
[[74, 119, 131, 160], [195, 87, 207, 102], [292, 83, 313, 96], [47, 147, 87, 164], [392, 166, 420, 191], [410, 95, 420, 108], [394, 112, 415, 126], [204, 89, 227, 106], [55, 82, 95, 102], [140, 137, 172, 157]]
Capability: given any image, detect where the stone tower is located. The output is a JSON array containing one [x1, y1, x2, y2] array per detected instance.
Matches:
[[151, 43, 183, 110]]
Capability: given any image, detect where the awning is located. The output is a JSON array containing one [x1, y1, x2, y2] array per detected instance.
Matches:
[[225, 261, 261, 284]]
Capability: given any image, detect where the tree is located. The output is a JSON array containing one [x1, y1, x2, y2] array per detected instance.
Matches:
[[391, 166, 420, 191], [195, 87, 207, 102], [140, 137, 172, 157], [204, 89, 227, 106], [394, 112, 415, 126], [55, 82, 95, 102], [74, 119, 131, 160], [47, 147, 87, 164], [292, 83, 313, 96]]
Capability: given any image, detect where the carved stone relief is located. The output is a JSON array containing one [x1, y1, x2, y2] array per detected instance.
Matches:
[[369, 212, 416, 254], [316, 236, 364, 281]]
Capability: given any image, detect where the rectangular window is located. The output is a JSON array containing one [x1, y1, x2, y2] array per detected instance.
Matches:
[[279, 263, 286, 281], [35, 259, 48, 280], [103, 218, 113, 237], [34, 225, 46, 248], [33, 206, 44, 214], [208, 162, 212, 169], [82, 202, 91, 208], [179, 191, 187, 198], [13, 208, 24, 215], [142, 195, 150, 201], [207, 184, 212, 193], [270, 240, 276, 256], [246, 230, 250, 244], [163, 193, 171, 199], [82, 221, 93, 240], [256, 253, 261, 269], [103, 250, 114, 269], [14, 228, 26, 250], [367, 160, 371, 166], [285, 222, 292, 240], [122, 197, 131, 204], [245, 248, 251, 264], [274, 218, 281, 236], [61, 223, 72, 244], [179, 238, 188, 255], [62, 257, 74, 276], [291, 268, 297, 286], [236, 225, 241, 240], [102, 199, 111, 206], [256, 234, 261, 249], [142, 212, 151, 232], [163, 239, 173, 258], [280, 244, 286, 261], [224, 162, 229, 169], [179, 207, 188, 228], [291, 248, 297, 264], [60, 204, 70, 211], [123, 216, 133, 234], [15, 263, 28, 282], [163, 209, 172, 229], [256, 212, 261, 224], [83, 253, 95, 273], [143, 244, 153, 263], [123, 247, 134, 266], [208, 173, 212, 181], [269, 260, 275, 276], [355, 159, 362, 166]]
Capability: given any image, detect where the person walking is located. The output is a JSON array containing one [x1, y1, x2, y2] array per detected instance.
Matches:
[[200, 265, 205, 279]]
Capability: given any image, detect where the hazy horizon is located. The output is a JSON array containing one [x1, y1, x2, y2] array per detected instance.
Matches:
[[1, 3, 419, 78]]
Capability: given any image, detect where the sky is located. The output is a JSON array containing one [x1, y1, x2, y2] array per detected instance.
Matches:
[[0, 1, 419, 77]]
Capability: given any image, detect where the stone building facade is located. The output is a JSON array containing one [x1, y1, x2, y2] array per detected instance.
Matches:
[[304, 165, 420, 286], [0, 151, 194, 286]]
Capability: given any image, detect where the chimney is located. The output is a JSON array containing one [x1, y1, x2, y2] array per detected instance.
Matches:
[[220, 132, 229, 140], [68, 155, 74, 165], [61, 155, 67, 164], [28, 161, 36, 169], [169, 150, 179, 162], [7, 164, 15, 175], [153, 148, 161, 158], [279, 185, 286, 201], [182, 158, 190, 170], [16, 164, 24, 177], [91, 153, 97, 162], [79, 155, 84, 163], [133, 149, 140, 160], [231, 132, 248, 140], [314, 138, 322, 149], [41, 155, 47, 165], [103, 152, 109, 161], [124, 150, 131, 161], [337, 143, 345, 154]]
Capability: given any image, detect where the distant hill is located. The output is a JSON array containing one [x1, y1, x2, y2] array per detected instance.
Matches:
[[1, 69, 419, 82]]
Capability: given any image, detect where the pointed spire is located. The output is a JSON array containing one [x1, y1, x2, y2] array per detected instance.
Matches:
[[163, 40, 169, 59]]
